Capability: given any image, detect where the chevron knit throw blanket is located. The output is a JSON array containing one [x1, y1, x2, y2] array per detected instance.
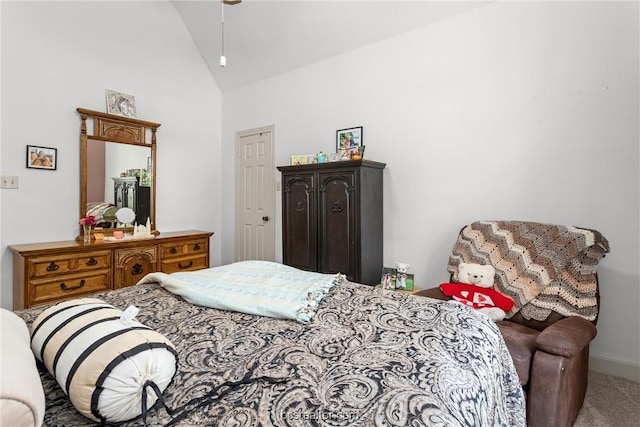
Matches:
[[447, 221, 610, 321]]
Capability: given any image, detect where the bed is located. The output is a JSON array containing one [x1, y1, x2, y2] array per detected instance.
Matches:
[[14, 261, 525, 426]]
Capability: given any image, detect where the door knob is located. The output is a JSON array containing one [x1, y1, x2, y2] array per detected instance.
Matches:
[[262, 216, 269, 221]]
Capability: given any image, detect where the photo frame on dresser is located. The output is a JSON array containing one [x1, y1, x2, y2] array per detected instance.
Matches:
[[26, 145, 57, 170]]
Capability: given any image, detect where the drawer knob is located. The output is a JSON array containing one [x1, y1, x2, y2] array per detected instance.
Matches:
[[170, 247, 177, 254], [46, 262, 60, 272], [178, 261, 193, 270], [194, 244, 201, 251], [131, 263, 144, 276], [60, 279, 85, 292], [86, 257, 98, 266]]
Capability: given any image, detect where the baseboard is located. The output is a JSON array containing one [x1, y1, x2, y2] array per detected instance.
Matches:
[[590, 355, 640, 382]]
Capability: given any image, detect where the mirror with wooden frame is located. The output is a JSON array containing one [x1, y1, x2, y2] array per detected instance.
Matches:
[[78, 108, 159, 238]]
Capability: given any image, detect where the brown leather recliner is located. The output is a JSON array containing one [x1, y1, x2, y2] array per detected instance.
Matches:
[[417, 221, 609, 427]]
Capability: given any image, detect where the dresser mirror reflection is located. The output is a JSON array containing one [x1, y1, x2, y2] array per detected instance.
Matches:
[[78, 107, 159, 237]]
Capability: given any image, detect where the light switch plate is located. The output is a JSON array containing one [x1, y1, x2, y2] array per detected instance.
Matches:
[[1, 175, 18, 189]]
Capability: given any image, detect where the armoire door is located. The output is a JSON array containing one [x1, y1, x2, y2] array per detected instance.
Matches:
[[282, 172, 317, 272], [317, 169, 358, 281]]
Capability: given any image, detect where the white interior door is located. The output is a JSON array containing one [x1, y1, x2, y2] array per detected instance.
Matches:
[[235, 126, 275, 261]]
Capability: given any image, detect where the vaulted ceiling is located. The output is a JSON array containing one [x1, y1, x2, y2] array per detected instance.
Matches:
[[171, 0, 489, 92]]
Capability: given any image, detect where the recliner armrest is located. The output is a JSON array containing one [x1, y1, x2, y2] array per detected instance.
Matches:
[[536, 316, 597, 358]]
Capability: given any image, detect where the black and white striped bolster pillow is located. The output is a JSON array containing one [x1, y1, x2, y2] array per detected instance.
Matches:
[[30, 298, 177, 424]]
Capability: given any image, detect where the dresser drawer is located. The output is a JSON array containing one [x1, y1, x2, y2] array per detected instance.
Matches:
[[161, 255, 209, 274], [28, 251, 111, 279], [161, 239, 208, 259], [114, 246, 158, 289], [30, 272, 111, 306]]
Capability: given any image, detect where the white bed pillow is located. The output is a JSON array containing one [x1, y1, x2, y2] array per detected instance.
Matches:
[[0, 308, 45, 427], [30, 298, 177, 424]]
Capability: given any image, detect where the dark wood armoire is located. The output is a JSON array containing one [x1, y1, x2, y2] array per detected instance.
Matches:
[[278, 159, 385, 284]]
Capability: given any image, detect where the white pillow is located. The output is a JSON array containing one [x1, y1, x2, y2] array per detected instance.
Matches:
[[30, 298, 177, 424], [0, 308, 45, 427]]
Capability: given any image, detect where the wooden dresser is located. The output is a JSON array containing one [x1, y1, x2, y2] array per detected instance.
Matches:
[[9, 230, 213, 309]]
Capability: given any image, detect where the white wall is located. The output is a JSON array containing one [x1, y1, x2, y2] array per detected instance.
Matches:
[[221, 2, 639, 376], [1, 1, 223, 307]]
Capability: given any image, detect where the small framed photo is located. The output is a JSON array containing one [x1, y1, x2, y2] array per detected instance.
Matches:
[[336, 126, 363, 152], [338, 149, 353, 161], [290, 155, 308, 166], [26, 145, 57, 170], [380, 267, 397, 290], [140, 170, 151, 187], [329, 152, 340, 162], [106, 89, 137, 118], [396, 273, 414, 291]]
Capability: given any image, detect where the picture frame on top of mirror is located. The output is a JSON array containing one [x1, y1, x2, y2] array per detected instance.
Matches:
[[26, 145, 57, 170], [336, 126, 362, 152], [105, 89, 137, 118]]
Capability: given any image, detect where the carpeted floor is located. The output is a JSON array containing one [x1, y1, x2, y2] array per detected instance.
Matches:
[[574, 371, 640, 427]]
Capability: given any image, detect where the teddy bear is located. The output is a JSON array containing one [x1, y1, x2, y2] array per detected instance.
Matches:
[[439, 262, 514, 321]]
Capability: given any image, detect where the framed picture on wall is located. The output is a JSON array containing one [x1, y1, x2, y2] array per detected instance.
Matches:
[[336, 126, 363, 152], [26, 145, 57, 170]]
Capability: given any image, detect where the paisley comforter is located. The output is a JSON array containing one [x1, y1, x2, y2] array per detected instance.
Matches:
[[16, 280, 525, 426]]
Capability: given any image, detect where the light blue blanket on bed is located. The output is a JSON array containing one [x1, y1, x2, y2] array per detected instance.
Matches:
[[136, 261, 343, 323]]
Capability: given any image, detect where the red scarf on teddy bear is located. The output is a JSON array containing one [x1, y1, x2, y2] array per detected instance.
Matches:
[[439, 283, 515, 312]]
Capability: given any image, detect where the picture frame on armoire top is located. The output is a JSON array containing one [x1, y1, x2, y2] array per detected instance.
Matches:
[[336, 126, 362, 152], [290, 155, 308, 166]]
